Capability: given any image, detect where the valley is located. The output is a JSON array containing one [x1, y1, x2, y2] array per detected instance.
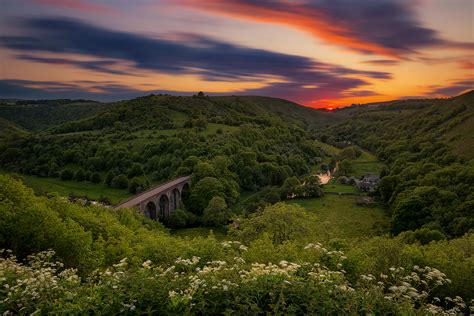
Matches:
[[0, 91, 473, 314]]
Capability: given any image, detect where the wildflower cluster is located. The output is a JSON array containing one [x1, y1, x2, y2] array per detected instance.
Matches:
[[221, 240, 248, 251], [0, 250, 80, 314], [0, 246, 470, 315]]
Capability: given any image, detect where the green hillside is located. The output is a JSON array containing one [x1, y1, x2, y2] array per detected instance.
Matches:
[[0, 99, 111, 130], [324, 90, 474, 237], [47, 94, 341, 134], [0, 117, 28, 142]]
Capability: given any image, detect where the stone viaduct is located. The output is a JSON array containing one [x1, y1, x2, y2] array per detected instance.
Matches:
[[115, 176, 191, 221]]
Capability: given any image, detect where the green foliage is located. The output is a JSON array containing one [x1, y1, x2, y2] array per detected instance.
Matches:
[[0, 175, 472, 313], [0, 95, 331, 216], [398, 228, 446, 245], [168, 208, 197, 228], [190, 177, 225, 214], [90, 172, 101, 184], [60, 169, 74, 181], [338, 146, 362, 160], [327, 92, 474, 237], [337, 159, 354, 176], [1, 242, 469, 315], [203, 196, 232, 226], [230, 203, 318, 244], [111, 174, 128, 189]]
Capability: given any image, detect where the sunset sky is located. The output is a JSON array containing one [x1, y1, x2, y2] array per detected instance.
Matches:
[[0, 0, 473, 108]]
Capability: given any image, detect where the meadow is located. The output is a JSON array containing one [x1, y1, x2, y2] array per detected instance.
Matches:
[[290, 195, 388, 241], [16, 174, 131, 205]]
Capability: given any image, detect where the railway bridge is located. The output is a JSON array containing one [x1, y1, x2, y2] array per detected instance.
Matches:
[[115, 176, 191, 221]]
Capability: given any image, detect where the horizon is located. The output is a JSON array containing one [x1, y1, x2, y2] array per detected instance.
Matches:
[[3, 90, 472, 111], [0, 0, 473, 108]]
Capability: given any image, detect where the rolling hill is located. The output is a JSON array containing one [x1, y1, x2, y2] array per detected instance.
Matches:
[[0, 99, 111, 131], [0, 95, 341, 134], [332, 90, 474, 159]]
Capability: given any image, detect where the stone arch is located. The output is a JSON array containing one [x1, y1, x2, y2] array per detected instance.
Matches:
[[159, 194, 170, 220], [171, 188, 181, 210], [145, 201, 157, 220]]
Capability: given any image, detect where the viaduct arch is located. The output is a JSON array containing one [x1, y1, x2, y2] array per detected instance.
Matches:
[[115, 176, 191, 221]]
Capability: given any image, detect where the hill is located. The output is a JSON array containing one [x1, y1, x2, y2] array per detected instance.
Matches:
[[323, 90, 474, 238], [0, 117, 28, 142], [47, 94, 341, 134], [0, 93, 340, 211], [331, 90, 474, 159], [0, 99, 111, 131], [0, 95, 341, 133]]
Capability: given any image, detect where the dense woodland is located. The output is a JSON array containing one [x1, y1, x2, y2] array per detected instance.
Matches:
[[0, 92, 473, 314]]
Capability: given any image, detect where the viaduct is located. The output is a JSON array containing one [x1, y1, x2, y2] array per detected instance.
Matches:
[[115, 176, 191, 221]]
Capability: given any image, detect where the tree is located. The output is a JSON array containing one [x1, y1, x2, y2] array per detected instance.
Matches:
[[203, 197, 232, 226], [338, 146, 362, 160], [127, 163, 143, 179], [74, 169, 86, 182], [193, 162, 216, 181], [90, 172, 101, 184], [229, 203, 318, 244], [302, 175, 323, 198], [337, 159, 353, 177], [189, 177, 225, 214], [280, 176, 301, 199], [60, 169, 74, 181], [111, 174, 129, 189], [104, 172, 114, 187], [194, 117, 207, 131], [128, 178, 142, 194]]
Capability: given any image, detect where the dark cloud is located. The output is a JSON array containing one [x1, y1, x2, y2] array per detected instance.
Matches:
[[182, 0, 474, 56], [0, 17, 391, 104], [17, 54, 133, 75], [429, 79, 474, 96], [0, 79, 148, 101], [362, 60, 400, 66]]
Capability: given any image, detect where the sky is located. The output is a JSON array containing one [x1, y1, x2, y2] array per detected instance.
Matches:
[[0, 0, 473, 108]]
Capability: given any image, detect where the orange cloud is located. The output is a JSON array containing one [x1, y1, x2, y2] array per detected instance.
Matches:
[[178, 0, 472, 58], [179, 0, 396, 57]]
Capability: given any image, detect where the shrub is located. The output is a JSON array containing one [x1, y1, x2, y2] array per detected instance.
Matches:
[[90, 172, 101, 184], [229, 203, 318, 244], [111, 174, 128, 189], [203, 197, 232, 226], [60, 169, 74, 181], [168, 209, 190, 228]]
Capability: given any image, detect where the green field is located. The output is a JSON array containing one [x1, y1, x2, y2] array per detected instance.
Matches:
[[313, 140, 384, 177], [290, 195, 388, 241], [15, 174, 131, 205], [351, 150, 385, 177], [323, 183, 359, 193], [314, 140, 341, 155]]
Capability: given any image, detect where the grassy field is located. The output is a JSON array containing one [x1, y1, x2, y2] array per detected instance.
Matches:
[[314, 140, 341, 155], [351, 150, 385, 177], [313, 140, 384, 178], [171, 227, 227, 240], [290, 195, 388, 241], [16, 174, 131, 205], [323, 183, 359, 193]]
